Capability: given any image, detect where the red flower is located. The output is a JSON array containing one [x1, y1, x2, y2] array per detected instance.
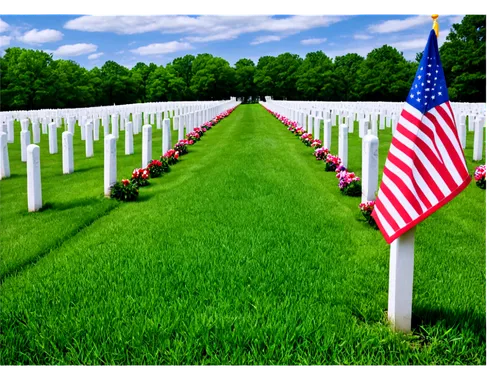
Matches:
[[174, 151, 179, 159], [122, 179, 130, 186]]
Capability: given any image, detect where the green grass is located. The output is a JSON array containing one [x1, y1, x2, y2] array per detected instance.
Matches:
[[0, 104, 485, 365]]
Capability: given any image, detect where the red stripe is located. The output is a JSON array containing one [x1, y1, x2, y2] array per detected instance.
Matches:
[[371, 209, 394, 242], [386, 152, 433, 209], [432, 106, 470, 180], [373, 199, 400, 233], [382, 166, 424, 215], [376, 175, 472, 244], [397, 122, 457, 191], [379, 182, 413, 223], [445, 102, 456, 125], [391, 137, 446, 201], [401, 109, 443, 167]]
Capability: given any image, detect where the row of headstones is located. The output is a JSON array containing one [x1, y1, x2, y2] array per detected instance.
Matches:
[[1, 100, 239, 211], [272, 99, 486, 121], [0, 99, 236, 127], [0, 103, 228, 171], [260, 102, 379, 205], [266, 99, 485, 162]]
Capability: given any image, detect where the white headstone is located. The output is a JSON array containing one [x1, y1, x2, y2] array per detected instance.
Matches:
[[347, 116, 353, 133], [104, 135, 117, 197], [314, 117, 321, 140], [142, 125, 152, 168], [162, 118, 171, 155], [0, 132, 10, 179], [85, 123, 94, 158], [362, 134, 379, 202], [458, 122, 466, 150], [49, 122, 57, 154], [32, 120, 41, 143], [112, 114, 119, 139], [156, 112, 162, 130], [93, 119, 100, 141], [21, 130, 31, 162], [473, 118, 484, 161], [7, 119, 14, 143], [359, 119, 369, 138], [27, 144, 43, 212], [339, 124, 349, 169], [125, 121, 134, 155], [178, 117, 184, 141], [62, 131, 74, 174], [323, 119, 331, 151]]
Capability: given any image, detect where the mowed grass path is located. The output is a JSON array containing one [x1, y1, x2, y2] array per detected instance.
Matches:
[[0, 104, 485, 365]]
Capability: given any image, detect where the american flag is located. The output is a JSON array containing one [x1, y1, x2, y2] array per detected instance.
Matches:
[[372, 29, 471, 244]]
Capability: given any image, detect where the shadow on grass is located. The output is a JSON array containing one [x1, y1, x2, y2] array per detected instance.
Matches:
[[39, 197, 106, 212], [411, 306, 486, 339]]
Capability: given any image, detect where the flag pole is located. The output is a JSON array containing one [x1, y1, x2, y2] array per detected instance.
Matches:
[[386, 13, 439, 334]]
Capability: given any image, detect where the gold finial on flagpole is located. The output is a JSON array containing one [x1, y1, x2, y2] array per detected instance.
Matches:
[[432, 14, 439, 37]]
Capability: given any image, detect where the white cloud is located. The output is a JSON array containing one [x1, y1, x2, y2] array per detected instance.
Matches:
[[17, 29, 63, 45], [52, 43, 98, 57], [448, 15, 464, 25], [250, 35, 282, 45], [353, 34, 373, 40], [130, 41, 193, 55], [300, 38, 327, 45], [390, 38, 427, 51], [64, 15, 344, 44], [367, 15, 430, 34], [0, 18, 9, 33], [0, 35, 11, 47], [326, 45, 376, 59], [88, 52, 104, 60]]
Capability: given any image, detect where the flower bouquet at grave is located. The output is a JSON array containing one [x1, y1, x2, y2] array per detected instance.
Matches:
[[359, 200, 378, 229], [186, 131, 200, 143], [288, 124, 296, 133], [131, 168, 150, 187], [194, 127, 205, 137], [110, 179, 140, 201], [160, 149, 179, 169], [336, 169, 362, 196], [474, 165, 486, 189], [311, 139, 322, 149], [174, 140, 189, 155], [301, 133, 313, 147], [295, 127, 305, 137], [325, 154, 342, 172], [202, 122, 212, 131], [313, 147, 329, 161], [147, 160, 164, 178]]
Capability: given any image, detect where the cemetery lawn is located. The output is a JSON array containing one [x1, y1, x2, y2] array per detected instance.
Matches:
[[0, 104, 485, 365]]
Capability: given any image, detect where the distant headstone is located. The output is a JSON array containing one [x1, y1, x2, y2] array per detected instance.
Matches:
[[112, 114, 119, 139], [125, 122, 134, 155], [323, 119, 332, 151], [339, 124, 349, 169], [162, 118, 171, 155], [0, 132, 10, 179], [21, 130, 31, 162], [142, 125, 152, 168], [85, 122, 93, 157], [27, 144, 42, 212], [473, 117, 484, 161], [104, 135, 117, 197], [62, 131, 74, 174], [362, 134, 379, 202], [7, 119, 14, 143]]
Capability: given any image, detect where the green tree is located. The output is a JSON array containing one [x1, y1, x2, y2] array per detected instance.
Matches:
[[234, 58, 256, 103], [296, 51, 335, 100], [273, 53, 302, 100], [440, 15, 486, 102], [332, 53, 365, 101], [0, 47, 53, 110], [254, 56, 277, 99], [100, 61, 137, 105], [172, 54, 195, 100], [354, 45, 414, 101]]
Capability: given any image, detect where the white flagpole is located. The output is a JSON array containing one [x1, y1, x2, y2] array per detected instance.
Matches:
[[386, 14, 441, 333]]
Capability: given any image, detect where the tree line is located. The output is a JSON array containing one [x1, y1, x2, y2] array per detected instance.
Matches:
[[0, 15, 485, 111]]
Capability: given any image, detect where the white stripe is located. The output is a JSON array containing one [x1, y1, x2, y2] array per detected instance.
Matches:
[[399, 116, 441, 159], [389, 145, 439, 205], [374, 206, 396, 237], [381, 173, 420, 220], [377, 189, 406, 228], [385, 159, 427, 212], [394, 132, 451, 196], [421, 113, 463, 185], [403, 103, 424, 120], [429, 105, 467, 165]]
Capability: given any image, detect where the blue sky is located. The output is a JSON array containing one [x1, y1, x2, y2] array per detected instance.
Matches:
[[0, 15, 464, 68]]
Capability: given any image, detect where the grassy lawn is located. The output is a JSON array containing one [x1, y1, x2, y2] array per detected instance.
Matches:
[[0, 104, 485, 365]]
